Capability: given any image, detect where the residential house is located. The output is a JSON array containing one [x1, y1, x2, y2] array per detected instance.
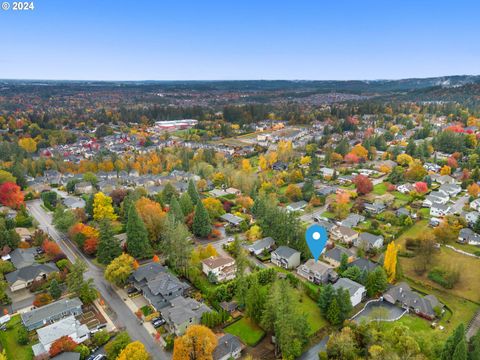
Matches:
[[8, 248, 36, 269], [384, 282, 443, 320], [297, 259, 338, 284], [330, 225, 359, 245], [201, 256, 236, 283], [63, 197, 86, 209], [313, 218, 336, 232], [430, 204, 452, 217], [271, 246, 301, 269], [396, 207, 411, 217], [21, 297, 83, 331], [465, 211, 480, 226], [213, 334, 243, 360], [339, 214, 365, 228], [347, 258, 379, 272], [355, 232, 384, 250], [225, 187, 241, 196], [320, 167, 335, 178], [220, 213, 244, 227], [6, 263, 59, 292], [333, 278, 366, 307], [161, 296, 211, 336], [431, 174, 456, 185], [32, 316, 89, 357], [470, 198, 480, 211], [15, 227, 32, 242], [424, 163, 441, 172], [423, 191, 449, 207], [316, 185, 338, 197], [364, 202, 386, 215], [286, 200, 308, 213], [439, 183, 462, 197], [272, 162, 288, 171], [74, 181, 94, 195], [458, 228, 480, 246], [0, 206, 17, 220], [246, 237, 275, 256], [323, 246, 355, 268], [397, 183, 415, 194], [129, 263, 189, 311], [210, 189, 229, 198]]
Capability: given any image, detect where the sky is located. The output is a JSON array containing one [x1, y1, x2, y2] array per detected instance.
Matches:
[[0, 0, 479, 81]]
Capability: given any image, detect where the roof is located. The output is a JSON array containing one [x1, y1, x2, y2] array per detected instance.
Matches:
[[333, 278, 365, 297], [52, 352, 81, 360], [272, 246, 300, 260], [340, 214, 365, 228], [324, 246, 354, 262], [333, 225, 358, 237], [300, 259, 334, 275], [202, 256, 235, 269], [247, 237, 275, 251], [359, 232, 384, 244], [347, 258, 378, 272], [36, 316, 89, 346], [161, 296, 211, 327], [220, 213, 243, 226], [132, 262, 166, 283], [384, 282, 443, 317], [213, 334, 243, 360], [5, 263, 58, 284], [287, 201, 308, 210], [21, 298, 83, 328], [9, 248, 37, 269]]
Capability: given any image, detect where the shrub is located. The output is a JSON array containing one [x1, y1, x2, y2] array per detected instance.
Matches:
[[56, 259, 70, 271], [33, 293, 53, 307], [17, 326, 29, 345], [428, 267, 460, 289], [92, 330, 110, 347]]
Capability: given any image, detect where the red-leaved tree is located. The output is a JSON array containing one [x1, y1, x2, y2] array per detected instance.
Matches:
[[353, 174, 373, 195], [414, 182, 428, 194], [49, 336, 78, 357], [0, 182, 24, 209], [42, 239, 62, 258], [83, 237, 98, 255]]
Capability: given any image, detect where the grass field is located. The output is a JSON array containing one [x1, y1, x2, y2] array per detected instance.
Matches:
[[224, 317, 265, 346], [297, 291, 328, 335], [396, 220, 430, 248], [373, 183, 387, 195], [0, 315, 33, 360]]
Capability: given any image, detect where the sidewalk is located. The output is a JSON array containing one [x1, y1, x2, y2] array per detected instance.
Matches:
[[94, 299, 117, 332]]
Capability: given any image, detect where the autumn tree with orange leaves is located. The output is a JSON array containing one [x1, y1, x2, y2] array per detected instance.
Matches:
[[135, 197, 165, 243], [0, 182, 24, 209], [173, 325, 217, 360]]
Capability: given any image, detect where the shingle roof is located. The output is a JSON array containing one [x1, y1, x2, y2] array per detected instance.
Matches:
[[21, 298, 83, 328], [9, 248, 37, 269], [213, 334, 242, 360], [273, 246, 300, 259], [36, 316, 89, 347], [332, 278, 364, 297], [5, 263, 58, 284]]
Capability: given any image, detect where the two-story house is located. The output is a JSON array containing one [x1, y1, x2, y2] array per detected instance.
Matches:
[[271, 246, 301, 269], [297, 259, 338, 285], [201, 256, 236, 283]]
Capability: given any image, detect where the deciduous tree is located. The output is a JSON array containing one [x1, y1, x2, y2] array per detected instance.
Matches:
[[353, 174, 373, 195], [0, 182, 24, 209], [173, 325, 217, 360], [105, 253, 135, 286], [383, 241, 399, 283], [117, 341, 150, 360], [93, 192, 117, 221]]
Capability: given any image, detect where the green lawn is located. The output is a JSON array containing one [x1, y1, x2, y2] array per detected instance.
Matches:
[[224, 317, 265, 346], [320, 211, 335, 219], [373, 183, 387, 195], [297, 291, 328, 335], [0, 315, 33, 360], [396, 220, 430, 248], [392, 191, 413, 202]]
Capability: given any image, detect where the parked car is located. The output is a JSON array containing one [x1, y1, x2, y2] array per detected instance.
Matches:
[[86, 355, 106, 360], [151, 317, 166, 328], [127, 287, 141, 297], [36, 247, 45, 254], [90, 323, 107, 334]]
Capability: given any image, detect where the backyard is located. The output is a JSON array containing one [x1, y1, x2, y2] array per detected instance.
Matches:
[[297, 291, 328, 335], [224, 317, 266, 346], [0, 315, 33, 360]]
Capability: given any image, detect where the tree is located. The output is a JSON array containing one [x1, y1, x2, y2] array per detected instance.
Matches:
[[33, 293, 53, 307], [366, 267, 388, 297], [105, 253, 135, 286], [434, 221, 458, 244], [326, 327, 358, 360], [93, 192, 117, 222], [117, 341, 150, 360], [18, 137, 37, 153], [169, 195, 184, 223], [0, 182, 24, 209], [97, 221, 122, 265], [342, 266, 362, 283], [441, 165, 452, 175], [49, 279, 61, 300], [105, 331, 131, 359], [318, 284, 335, 315], [442, 324, 465, 360], [415, 181, 428, 194], [0, 170, 15, 185], [245, 276, 267, 323], [160, 182, 179, 204], [339, 253, 349, 273], [201, 198, 225, 219], [162, 215, 192, 277], [92, 330, 110, 347], [468, 183, 480, 198], [179, 192, 194, 215], [42, 239, 63, 259], [49, 336, 78, 357], [126, 205, 153, 259], [383, 241, 399, 283], [83, 237, 98, 255], [351, 144, 368, 160], [285, 184, 302, 201], [135, 197, 165, 242], [173, 324, 217, 360], [192, 201, 211, 238], [353, 174, 373, 195], [188, 179, 200, 205], [453, 339, 468, 360], [397, 153, 414, 166]]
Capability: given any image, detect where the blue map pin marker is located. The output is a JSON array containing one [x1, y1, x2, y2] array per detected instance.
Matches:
[[305, 224, 328, 262]]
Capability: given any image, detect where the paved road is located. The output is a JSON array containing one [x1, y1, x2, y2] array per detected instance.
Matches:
[[27, 200, 170, 360], [298, 336, 329, 360], [299, 204, 328, 224]]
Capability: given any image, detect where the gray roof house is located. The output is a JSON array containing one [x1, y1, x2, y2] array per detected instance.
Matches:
[[220, 213, 244, 226], [297, 259, 338, 285], [323, 246, 355, 268], [130, 262, 189, 311], [286, 200, 308, 213], [6, 263, 58, 292], [9, 248, 37, 269], [21, 297, 83, 331], [355, 232, 384, 250], [384, 282, 443, 320], [340, 214, 365, 228], [458, 228, 480, 246], [213, 334, 243, 360], [271, 246, 301, 269], [161, 296, 211, 336], [333, 278, 366, 307], [32, 316, 89, 357], [364, 202, 386, 214], [246, 237, 275, 256], [347, 258, 379, 272], [63, 196, 86, 209]]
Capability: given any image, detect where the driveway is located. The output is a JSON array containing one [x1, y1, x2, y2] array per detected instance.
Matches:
[[298, 336, 329, 360], [450, 194, 469, 215], [351, 300, 406, 323], [26, 200, 171, 360]]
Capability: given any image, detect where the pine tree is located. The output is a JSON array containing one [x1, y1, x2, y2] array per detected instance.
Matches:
[[192, 201, 211, 238], [187, 179, 200, 205], [126, 205, 153, 259], [442, 324, 465, 360], [97, 220, 122, 265], [452, 339, 467, 360], [318, 284, 335, 315], [327, 297, 341, 325], [366, 267, 388, 297], [85, 194, 94, 219], [169, 196, 184, 223], [179, 192, 194, 216], [49, 279, 61, 300], [339, 253, 349, 273], [336, 288, 353, 322]]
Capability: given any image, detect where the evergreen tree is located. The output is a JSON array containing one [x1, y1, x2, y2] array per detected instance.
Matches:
[[339, 253, 349, 273], [49, 279, 61, 300], [366, 267, 388, 297], [245, 277, 267, 323], [179, 192, 194, 216], [126, 205, 153, 259], [162, 214, 192, 276], [192, 201, 211, 237], [441, 323, 465, 360], [318, 284, 335, 315], [97, 220, 122, 265], [336, 288, 353, 320], [169, 195, 184, 223], [453, 339, 467, 360], [327, 298, 341, 325], [187, 179, 200, 205], [85, 194, 94, 219]]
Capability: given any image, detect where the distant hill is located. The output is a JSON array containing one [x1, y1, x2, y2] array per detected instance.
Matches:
[[384, 81, 480, 103]]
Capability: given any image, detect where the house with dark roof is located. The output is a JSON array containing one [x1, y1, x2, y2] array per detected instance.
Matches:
[[323, 246, 355, 268], [21, 297, 83, 331], [8, 248, 37, 269], [339, 214, 365, 228], [161, 296, 211, 336], [271, 246, 301, 269], [6, 263, 58, 292], [458, 228, 480, 246], [213, 334, 243, 360], [245, 237, 275, 256], [355, 232, 384, 250], [297, 259, 338, 285], [383, 282, 443, 320], [364, 202, 386, 215], [347, 258, 379, 272], [129, 262, 189, 311], [220, 213, 244, 226]]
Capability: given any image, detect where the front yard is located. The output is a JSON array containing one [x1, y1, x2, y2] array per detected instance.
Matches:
[[0, 315, 33, 360], [224, 317, 265, 346]]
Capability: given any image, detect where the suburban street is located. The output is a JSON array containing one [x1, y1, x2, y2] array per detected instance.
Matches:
[[26, 200, 170, 360]]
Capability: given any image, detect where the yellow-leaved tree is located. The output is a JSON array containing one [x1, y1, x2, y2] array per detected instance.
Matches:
[[173, 325, 217, 360], [383, 241, 399, 283], [18, 137, 37, 153], [117, 341, 150, 360], [93, 192, 117, 221]]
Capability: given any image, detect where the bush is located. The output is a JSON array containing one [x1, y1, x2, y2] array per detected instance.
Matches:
[[17, 326, 29, 345], [56, 259, 70, 271], [428, 267, 460, 289], [93, 330, 110, 347]]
